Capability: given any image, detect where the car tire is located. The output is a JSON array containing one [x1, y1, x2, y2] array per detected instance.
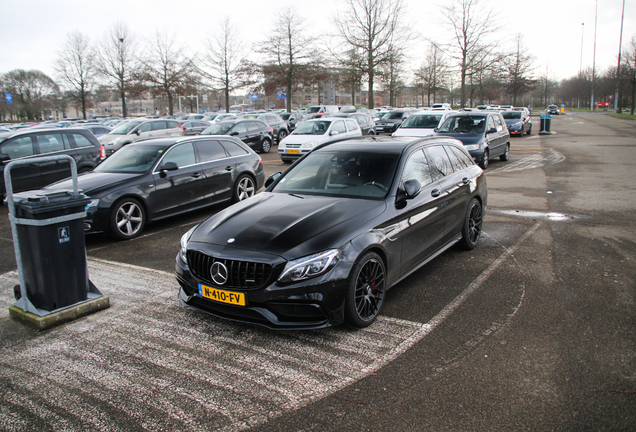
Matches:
[[345, 251, 386, 328], [277, 130, 287, 143], [461, 198, 483, 250], [281, 158, 293, 164], [479, 149, 489, 169], [109, 197, 145, 240], [233, 174, 255, 203], [260, 138, 271, 153], [527, 124, 532, 135], [78, 166, 92, 174], [500, 143, 510, 161], [368, 129, 376, 135]]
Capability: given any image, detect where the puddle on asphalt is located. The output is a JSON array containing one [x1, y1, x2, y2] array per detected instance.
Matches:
[[490, 209, 574, 221]]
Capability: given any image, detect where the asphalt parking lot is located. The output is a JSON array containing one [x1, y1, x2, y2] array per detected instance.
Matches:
[[1, 112, 635, 431]]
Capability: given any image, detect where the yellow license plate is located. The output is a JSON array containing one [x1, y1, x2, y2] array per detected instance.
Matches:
[[287, 149, 299, 154], [198, 284, 246, 306]]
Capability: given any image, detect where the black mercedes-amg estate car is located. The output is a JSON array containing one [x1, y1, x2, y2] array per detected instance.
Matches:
[[175, 135, 487, 329]]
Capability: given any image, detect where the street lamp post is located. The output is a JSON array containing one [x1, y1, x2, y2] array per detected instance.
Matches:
[[614, 0, 626, 113], [591, 0, 598, 110]]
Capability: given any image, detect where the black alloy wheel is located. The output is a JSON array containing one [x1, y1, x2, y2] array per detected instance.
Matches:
[[480, 149, 489, 169], [500, 143, 510, 161], [345, 252, 386, 327], [261, 138, 271, 153], [278, 129, 287, 142], [461, 198, 483, 250], [233, 174, 255, 202], [110, 197, 145, 240]]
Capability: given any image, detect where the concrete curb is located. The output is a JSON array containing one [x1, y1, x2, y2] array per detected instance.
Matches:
[[9, 295, 110, 331]]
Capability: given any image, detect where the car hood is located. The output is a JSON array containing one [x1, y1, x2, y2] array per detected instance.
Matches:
[[43, 171, 143, 197], [98, 133, 126, 144], [190, 192, 387, 259], [281, 133, 330, 145], [393, 128, 435, 137], [504, 119, 523, 125], [435, 132, 484, 145]]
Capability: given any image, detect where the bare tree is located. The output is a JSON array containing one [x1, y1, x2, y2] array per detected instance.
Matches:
[[378, 52, 405, 107], [439, 0, 500, 108], [2, 69, 59, 120], [95, 22, 139, 118], [334, 0, 410, 109], [203, 17, 248, 113], [54, 31, 95, 119], [143, 31, 195, 115], [504, 35, 536, 106], [624, 35, 636, 115], [415, 43, 450, 105], [260, 7, 314, 112]]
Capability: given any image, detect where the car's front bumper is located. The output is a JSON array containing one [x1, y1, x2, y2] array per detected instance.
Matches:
[[175, 252, 349, 330]]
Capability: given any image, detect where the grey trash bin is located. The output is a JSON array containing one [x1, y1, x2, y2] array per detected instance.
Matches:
[[540, 115, 552, 133], [12, 189, 91, 311]]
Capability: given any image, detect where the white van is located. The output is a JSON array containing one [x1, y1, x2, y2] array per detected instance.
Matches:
[[305, 105, 339, 114], [430, 103, 452, 110]]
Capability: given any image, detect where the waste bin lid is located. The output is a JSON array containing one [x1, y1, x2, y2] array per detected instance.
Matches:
[[12, 190, 90, 216], [540, 115, 552, 119]]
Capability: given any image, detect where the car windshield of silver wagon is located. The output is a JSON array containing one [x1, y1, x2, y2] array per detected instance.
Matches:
[[94, 145, 164, 174], [110, 121, 143, 135], [438, 116, 486, 134], [272, 151, 398, 199]]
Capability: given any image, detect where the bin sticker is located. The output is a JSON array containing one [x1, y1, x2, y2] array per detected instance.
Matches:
[[59, 227, 70, 244]]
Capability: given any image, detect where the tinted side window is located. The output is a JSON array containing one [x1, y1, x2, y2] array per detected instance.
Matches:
[[220, 140, 249, 157], [494, 115, 504, 131], [402, 149, 433, 187], [444, 145, 466, 171], [162, 142, 196, 167], [487, 116, 496, 132], [138, 123, 152, 133], [72, 133, 94, 148], [167, 121, 180, 129], [232, 122, 247, 134], [332, 121, 346, 134], [37, 133, 69, 154], [194, 140, 227, 163], [450, 146, 474, 167], [245, 122, 259, 133], [1, 136, 35, 159], [345, 119, 359, 131], [152, 121, 167, 131], [424, 145, 453, 179]]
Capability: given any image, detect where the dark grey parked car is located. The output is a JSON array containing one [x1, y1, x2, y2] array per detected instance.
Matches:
[[279, 112, 304, 132], [43, 136, 265, 240], [179, 120, 211, 135], [434, 112, 510, 169], [0, 127, 103, 197], [201, 119, 274, 154]]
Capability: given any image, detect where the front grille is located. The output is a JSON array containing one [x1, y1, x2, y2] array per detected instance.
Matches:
[[286, 144, 301, 148], [187, 250, 274, 290]]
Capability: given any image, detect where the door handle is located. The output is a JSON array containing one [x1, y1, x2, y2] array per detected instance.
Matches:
[[192, 173, 201, 178], [431, 189, 440, 197], [225, 166, 232, 171]]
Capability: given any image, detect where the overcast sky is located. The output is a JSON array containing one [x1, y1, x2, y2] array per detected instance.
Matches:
[[1, 0, 633, 87]]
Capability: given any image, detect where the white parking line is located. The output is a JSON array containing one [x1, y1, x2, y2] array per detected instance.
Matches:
[[0, 222, 541, 431]]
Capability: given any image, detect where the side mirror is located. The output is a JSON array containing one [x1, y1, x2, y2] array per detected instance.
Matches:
[[330, 130, 340, 136], [0, 154, 10, 164], [487, 127, 497, 134], [135, 129, 140, 136], [229, 131, 239, 136], [159, 162, 178, 172], [395, 179, 421, 209], [265, 172, 282, 189], [403, 179, 422, 198], [433, 127, 438, 133]]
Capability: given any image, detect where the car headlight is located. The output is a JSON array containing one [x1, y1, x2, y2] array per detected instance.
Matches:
[[179, 225, 198, 264], [107, 138, 119, 146], [465, 144, 480, 151], [278, 250, 339, 283], [85, 199, 99, 212], [301, 141, 319, 149]]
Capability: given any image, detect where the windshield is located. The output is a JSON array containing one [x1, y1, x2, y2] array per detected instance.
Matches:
[[502, 112, 522, 120], [438, 116, 486, 134], [306, 107, 321, 114], [280, 113, 291, 120], [94, 145, 163, 174], [401, 114, 442, 128], [292, 120, 332, 135], [201, 122, 234, 135], [382, 112, 404, 120], [110, 121, 143, 135], [272, 151, 399, 199]]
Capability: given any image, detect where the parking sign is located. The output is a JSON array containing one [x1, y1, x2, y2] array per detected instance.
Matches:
[[5, 94, 12, 104]]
